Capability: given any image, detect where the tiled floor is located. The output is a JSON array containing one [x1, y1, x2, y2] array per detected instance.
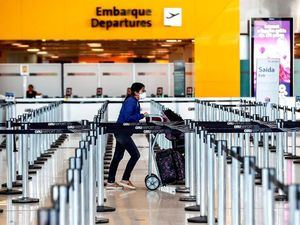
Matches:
[[0, 133, 299, 225]]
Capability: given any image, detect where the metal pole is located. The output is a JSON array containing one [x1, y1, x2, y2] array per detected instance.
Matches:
[[231, 146, 241, 225], [262, 168, 275, 225], [97, 127, 115, 213], [0, 120, 22, 195], [288, 185, 300, 225], [207, 135, 216, 225], [12, 123, 39, 203], [275, 120, 287, 201], [244, 156, 255, 225], [218, 140, 226, 225], [291, 107, 298, 158]]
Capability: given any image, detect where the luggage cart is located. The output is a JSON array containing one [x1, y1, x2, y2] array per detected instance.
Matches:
[[144, 114, 170, 191]]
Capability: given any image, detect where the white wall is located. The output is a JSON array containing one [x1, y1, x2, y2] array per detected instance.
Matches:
[[0, 63, 195, 98]]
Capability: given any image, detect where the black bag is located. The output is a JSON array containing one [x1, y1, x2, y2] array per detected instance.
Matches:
[[156, 149, 185, 185]]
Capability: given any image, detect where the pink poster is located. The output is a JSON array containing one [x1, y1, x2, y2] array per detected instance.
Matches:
[[251, 18, 293, 96]]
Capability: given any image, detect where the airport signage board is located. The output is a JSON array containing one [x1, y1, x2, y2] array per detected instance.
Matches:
[[251, 18, 293, 97], [91, 6, 152, 30], [256, 58, 280, 104], [20, 64, 29, 76], [164, 8, 182, 27]]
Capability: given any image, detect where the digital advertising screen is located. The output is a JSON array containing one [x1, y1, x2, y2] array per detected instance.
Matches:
[[251, 18, 293, 97]]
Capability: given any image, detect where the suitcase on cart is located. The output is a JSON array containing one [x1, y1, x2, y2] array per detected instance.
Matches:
[[156, 149, 185, 185]]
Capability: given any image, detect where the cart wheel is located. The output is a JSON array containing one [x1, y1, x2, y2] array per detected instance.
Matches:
[[145, 174, 160, 191]]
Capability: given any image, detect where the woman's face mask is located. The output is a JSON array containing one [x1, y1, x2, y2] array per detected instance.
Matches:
[[139, 92, 147, 99]]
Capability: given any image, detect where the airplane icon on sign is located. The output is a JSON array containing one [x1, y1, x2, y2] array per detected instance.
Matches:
[[166, 12, 180, 19]]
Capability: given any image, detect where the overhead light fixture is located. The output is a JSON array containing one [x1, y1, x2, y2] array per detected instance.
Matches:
[[88, 43, 102, 48], [37, 51, 48, 55], [18, 44, 29, 48], [27, 48, 40, 52], [192, 39, 195, 43], [51, 55, 59, 59], [147, 55, 155, 59], [42, 39, 46, 42], [296, 43, 300, 46], [161, 44, 172, 47], [12, 43, 21, 46], [92, 48, 104, 52], [166, 40, 182, 43]]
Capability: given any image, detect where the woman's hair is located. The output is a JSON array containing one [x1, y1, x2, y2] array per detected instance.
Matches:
[[128, 82, 145, 97], [28, 84, 34, 89]]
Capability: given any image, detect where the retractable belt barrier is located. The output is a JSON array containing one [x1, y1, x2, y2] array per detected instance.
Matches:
[[183, 99, 300, 225], [0, 101, 66, 204], [0, 98, 299, 224]]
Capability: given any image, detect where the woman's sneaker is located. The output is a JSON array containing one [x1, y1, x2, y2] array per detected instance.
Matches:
[[106, 182, 123, 190], [119, 180, 136, 190]]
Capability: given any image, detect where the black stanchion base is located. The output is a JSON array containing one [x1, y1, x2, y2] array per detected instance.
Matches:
[[275, 194, 288, 201], [187, 216, 208, 223], [28, 170, 37, 175], [285, 155, 300, 160], [37, 157, 48, 162], [0, 188, 22, 195], [12, 197, 39, 204], [2, 181, 22, 188], [104, 157, 112, 161], [34, 160, 45, 165], [29, 164, 42, 170], [96, 205, 116, 212], [175, 187, 189, 193], [255, 180, 262, 185], [284, 153, 292, 157], [50, 144, 60, 148], [40, 154, 52, 158], [16, 175, 32, 180], [185, 205, 200, 211], [179, 196, 196, 202], [95, 217, 109, 224]]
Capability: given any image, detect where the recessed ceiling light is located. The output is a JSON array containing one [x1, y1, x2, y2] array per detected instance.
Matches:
[[51, 55, 59, 59], [37, 51, 48, 55], [12, 43, 21, 46], [166, 40, 182, 43], [42, 39, 46, 42], [147, 55, 155, 59], [18, 44, 29, 48], [88, 43, 102, 48], [27, 48, 40, 52], [92, 48, 104, 52], [161, 44, 172, 47]]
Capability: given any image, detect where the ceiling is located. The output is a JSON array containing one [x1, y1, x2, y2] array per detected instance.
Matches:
[[0, 39, 194, 63]]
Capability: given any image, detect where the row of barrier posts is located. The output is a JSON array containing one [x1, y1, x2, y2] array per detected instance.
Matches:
[[38, 101, 116, 225], [0, 101, 65, 198], [177, 99, 300, 224]]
